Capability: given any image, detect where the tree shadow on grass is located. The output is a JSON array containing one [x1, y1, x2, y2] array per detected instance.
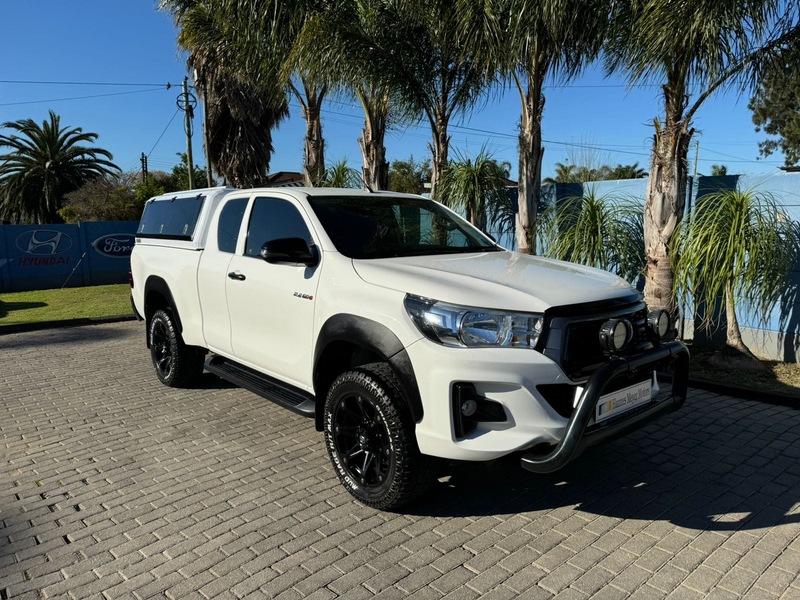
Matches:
[[406, 393, 800, 534], [0, 300, 48, 319]]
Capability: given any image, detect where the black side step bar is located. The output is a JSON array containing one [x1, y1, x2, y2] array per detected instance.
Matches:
[[205, 355, 316, 417]]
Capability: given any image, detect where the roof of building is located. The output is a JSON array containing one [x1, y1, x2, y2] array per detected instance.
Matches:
[[264, 171, 305, 186]]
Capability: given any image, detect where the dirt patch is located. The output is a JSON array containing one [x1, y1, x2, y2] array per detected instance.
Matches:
[[687, 343, 800, 397]]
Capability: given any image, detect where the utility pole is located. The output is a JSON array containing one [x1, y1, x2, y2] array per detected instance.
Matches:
[[140, 153, 148, 184], [200, 70, 213, 188], [182, 76, 195, 190]]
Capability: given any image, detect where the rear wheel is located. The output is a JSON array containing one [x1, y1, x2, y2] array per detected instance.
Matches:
[[149, 309, 204, 388], [324, 363, 437, 510]]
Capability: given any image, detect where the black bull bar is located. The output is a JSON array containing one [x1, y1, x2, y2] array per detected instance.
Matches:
[[521, 341, 690, 474]]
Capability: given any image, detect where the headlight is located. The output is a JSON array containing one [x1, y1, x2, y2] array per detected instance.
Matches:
[[404, 294, 543, 348], [599, 318, 632, 353], [647, 309, 672, 338]]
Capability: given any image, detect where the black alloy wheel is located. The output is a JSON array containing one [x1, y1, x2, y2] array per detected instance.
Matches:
[[151, 318, 173, 379], [148, 309, 205, 388], [323, 363, 438, 510], [332, 393, 392, 488]]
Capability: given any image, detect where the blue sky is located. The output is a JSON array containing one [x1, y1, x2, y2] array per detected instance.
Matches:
[[0, 1, 788, 181]]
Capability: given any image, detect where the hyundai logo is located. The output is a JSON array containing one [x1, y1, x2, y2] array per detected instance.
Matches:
[[15, 230, 73, 255], [92, 233, 135, 258]]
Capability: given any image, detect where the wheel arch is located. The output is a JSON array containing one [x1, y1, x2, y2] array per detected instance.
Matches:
[[313, 314, 423, 431], [143, 276, 183, 348]]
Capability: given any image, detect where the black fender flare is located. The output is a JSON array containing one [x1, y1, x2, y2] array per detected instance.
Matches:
[[143, 276, 183, 347], [313, 314, 423, 430]]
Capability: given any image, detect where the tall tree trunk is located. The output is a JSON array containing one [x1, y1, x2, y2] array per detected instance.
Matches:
[[515, 69, 545, 255], [293, 79, 326, 187], [428, 113, 449, 202], [725, 281, 757, 358], [304, 96, 325, 187], [643, 85, 693, 315], [357, 90, 389, 190]]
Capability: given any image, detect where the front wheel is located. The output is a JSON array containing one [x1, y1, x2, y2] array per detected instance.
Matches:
[[324, 363, 438, 510], [149, 309, 204, 388]]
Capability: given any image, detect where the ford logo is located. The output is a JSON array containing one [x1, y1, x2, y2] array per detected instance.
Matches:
[[16, 230, 73, 255], [92, 233, 135, 258]]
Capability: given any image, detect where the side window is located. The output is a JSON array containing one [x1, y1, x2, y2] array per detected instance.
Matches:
[[217, 198, 248, 253], [245, 197, 313, 257]]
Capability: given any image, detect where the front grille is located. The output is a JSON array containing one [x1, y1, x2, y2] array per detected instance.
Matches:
[[561, 307, 650, 379]]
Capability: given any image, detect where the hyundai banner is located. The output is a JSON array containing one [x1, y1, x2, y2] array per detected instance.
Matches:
[[0, 221, 138, 293]]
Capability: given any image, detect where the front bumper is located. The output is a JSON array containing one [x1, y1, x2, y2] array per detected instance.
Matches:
[[520, 340, 690, 473]]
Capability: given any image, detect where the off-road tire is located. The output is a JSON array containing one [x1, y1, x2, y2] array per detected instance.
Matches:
[[324, 362, 438, 510], [149, 309, 205, 388]]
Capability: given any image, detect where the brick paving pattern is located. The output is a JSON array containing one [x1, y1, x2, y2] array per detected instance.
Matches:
[[1, 321, 799, 600]]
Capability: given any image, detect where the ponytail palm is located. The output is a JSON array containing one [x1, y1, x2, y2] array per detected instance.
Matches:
[[323, 158, 362, 188], [539, 190, 644, 283], [440, 148, 511, 235], [0, 111, 118, 224], [672, 188, 800, 357]]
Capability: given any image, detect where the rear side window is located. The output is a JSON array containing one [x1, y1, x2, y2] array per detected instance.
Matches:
[[217, 198, 248, 253], [245, 197, 313, 257], [138, 195, 205, 240]]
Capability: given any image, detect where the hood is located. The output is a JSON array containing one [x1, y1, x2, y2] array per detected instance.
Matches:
[[353, 250, 637, 313]]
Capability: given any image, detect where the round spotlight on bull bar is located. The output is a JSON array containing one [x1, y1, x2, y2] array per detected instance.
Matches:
[[599, 318, 632, 353], [647, 309, 672, 339]]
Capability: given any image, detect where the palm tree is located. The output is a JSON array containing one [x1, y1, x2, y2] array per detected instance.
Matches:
[[607, 0, 800, 315], [161, 0, 328, 187], [287, 0, 392, 190], [543, 162, 577, 185], [439, 147, 511, 233], [672, 188, 800, 358], [457, 0, 611, 254], [313, 0, 488, 201], [609, 163, 647, 180], [539, 189, 645, 283], [161, 0, 289, 187], [0, 111, 118, 224], [710, 165, 729, 177], [322, 158, 362, 188]]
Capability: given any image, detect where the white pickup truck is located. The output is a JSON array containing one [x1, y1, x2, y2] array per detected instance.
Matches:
[[130, 186, 689, 509]]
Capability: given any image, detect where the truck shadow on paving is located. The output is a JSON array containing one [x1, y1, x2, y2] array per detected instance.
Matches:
[[405, 401, 800, 533]]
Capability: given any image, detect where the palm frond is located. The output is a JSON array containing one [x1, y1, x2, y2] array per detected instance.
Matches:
[[672, 188, 800, 330], [539, 188, 645, 282]]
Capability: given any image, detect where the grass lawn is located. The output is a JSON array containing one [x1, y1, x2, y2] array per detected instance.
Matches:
[[0, 284, 132, 325]]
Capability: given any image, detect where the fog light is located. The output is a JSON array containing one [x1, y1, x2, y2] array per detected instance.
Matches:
[[599, 318, 632, 353], [647, 309, 671, 338], [461, 399, 478, 417]]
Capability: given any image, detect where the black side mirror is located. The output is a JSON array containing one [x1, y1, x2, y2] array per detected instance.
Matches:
[[260, 238, 318, 266]]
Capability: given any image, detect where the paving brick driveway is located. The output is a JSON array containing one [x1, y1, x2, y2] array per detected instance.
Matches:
[[1, 322, 800, 600]]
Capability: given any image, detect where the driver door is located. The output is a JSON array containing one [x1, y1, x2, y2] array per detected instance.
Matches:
[[225, 196, 321, 390]]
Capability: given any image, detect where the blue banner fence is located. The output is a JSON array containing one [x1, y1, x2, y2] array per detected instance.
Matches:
[[0, 221, 137, 293]]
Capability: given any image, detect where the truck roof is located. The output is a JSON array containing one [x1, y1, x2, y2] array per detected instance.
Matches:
[[136, 186, 425, 251]]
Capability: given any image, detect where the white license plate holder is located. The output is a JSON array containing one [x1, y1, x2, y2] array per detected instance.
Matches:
[[595, 379, 653, 423]]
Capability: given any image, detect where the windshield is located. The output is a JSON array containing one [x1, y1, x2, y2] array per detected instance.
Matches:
[[306, 195, 500, 259]]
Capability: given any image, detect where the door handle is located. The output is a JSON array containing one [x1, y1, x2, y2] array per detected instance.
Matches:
[[227, 271, 246, 281]]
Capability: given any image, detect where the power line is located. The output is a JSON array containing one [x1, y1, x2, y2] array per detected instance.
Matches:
[[148, 108, 181, 156], [0, 87, 166, 107], [0, 79, 175, 87]]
